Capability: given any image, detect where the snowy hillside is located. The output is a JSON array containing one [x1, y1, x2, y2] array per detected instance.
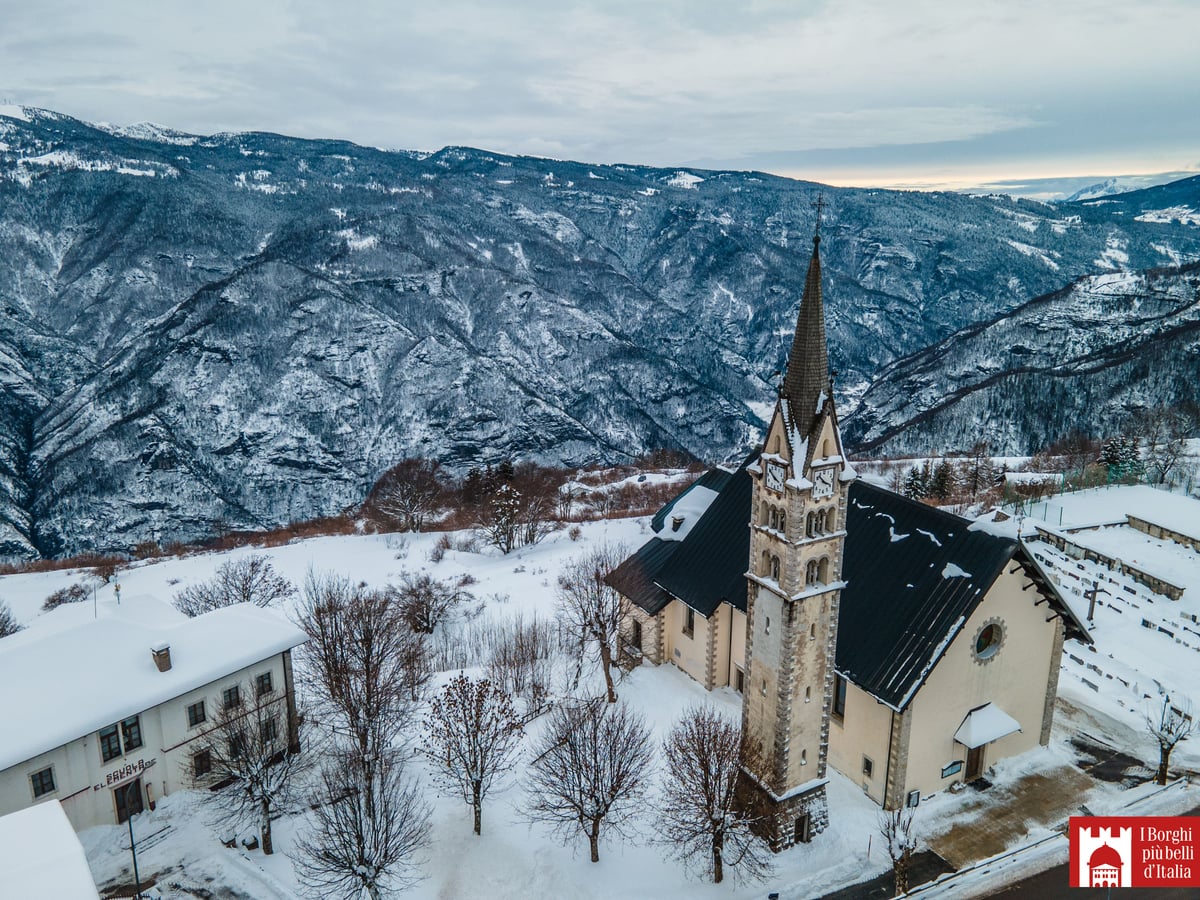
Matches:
[[2, 107, 1200, 555], [3, 483, 1199, 898]]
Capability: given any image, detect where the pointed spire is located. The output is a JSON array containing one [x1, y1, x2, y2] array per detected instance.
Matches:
[[781, 228, 830, 445]]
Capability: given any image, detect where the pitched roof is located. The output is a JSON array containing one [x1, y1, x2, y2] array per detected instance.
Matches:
[[0, 599, 307, 772], [610, 471, 1087, 709], [606, 462, 752, 619]]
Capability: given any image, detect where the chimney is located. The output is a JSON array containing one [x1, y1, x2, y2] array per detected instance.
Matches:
[[151, 641, 172, 672]]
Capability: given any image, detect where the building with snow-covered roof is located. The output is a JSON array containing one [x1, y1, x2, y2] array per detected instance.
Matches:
[[0, 597, 306, 830], [608, 228, 1089, 847], [0, 799, 100, 898]]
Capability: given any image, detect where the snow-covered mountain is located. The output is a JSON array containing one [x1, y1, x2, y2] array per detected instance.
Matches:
[[1, 106, 1199, 556], [842, 263, 1200, 455]]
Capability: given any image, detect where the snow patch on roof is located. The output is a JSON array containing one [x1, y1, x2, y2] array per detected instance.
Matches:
[[942, 562, 971, 578], [954, 702, 1021, 748], [0, 599, 306, 772], [0, 801, 99, 899], [916, 528, 943, 547], [656, 485, 719, 543]]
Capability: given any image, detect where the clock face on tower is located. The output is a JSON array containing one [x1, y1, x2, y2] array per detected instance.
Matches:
[[765, 462, 786, 492], [812, 467, 835, 499]]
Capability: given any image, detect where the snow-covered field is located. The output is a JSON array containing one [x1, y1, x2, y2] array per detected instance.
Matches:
[[3, 482, 1200, 898]]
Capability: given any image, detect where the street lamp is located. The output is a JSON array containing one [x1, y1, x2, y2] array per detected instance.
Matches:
[[125, 782, 142, 899]]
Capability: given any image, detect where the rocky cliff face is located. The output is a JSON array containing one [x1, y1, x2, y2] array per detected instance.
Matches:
[[1, 107, 1198, 555]]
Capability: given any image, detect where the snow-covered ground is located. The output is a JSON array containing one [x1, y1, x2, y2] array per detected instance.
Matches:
[[3, 482, 1200, 898]]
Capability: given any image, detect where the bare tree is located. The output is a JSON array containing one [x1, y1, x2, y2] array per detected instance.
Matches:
[[370, 458, 444, 532], [524, 698, 653, 863], [659, 706, 772, 884], [557, 544, 628, 703], [188, 684, 307, 855], [424, 674, 524, 835], [295, 571, 427, 758], [393, 572, 473, 634], [1146, 695, 1196, 785], [1136, 405, 1197, 485], [174, 554, 297, 617], [295, 747, 431, 900], [0, 599, 23, 638], [487, 612, 563, 716], [879, 806, 918, 896]]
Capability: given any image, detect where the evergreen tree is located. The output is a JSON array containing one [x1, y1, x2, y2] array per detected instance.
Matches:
[[902, 466, 926, 499], [929, 460, 953, 501]]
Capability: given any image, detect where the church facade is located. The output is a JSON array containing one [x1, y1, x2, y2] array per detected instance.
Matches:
[[608, 231, 1089, 849]]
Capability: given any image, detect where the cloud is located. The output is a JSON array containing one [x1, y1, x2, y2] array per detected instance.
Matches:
[[0, 0, 1197, 183]]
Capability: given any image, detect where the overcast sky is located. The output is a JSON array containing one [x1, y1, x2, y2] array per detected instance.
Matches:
[[2, 0, 1197, 191]]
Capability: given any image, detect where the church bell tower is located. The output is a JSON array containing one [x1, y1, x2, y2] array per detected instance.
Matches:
[[740, 223, 852, 848]]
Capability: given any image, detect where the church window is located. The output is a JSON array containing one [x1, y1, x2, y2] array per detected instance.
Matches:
[[818, 558, 829, 583], [765, 615, 771, 635], [973, 620, 1005, 661], [862, 756, 874, 778], [760, 679, 767, 697], [815, 508, 827, 534], [805, 560, 820, 585], [683, 607, 695, 639], [773, 435, 780, 454], [761, 550, 770, 576], [734, 666, 744, 693], [822, 438, 830, 457], [810, 623, 817, 640], [833, 674, 847, 719], [806, 512, 815, 537], [770, 556, 781, 581], [800, 748, 807, 765], [630, 619, 642, 650], [804, 686, 811, 703], [770, 507, 779, 530], [779, 511, 786, 533], [825, 508, 835, 531], [760, 502, 769, 525]]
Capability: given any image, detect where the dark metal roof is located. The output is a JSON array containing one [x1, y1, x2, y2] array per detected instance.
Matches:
[[653, 466, 752, 617], [607, 462, 751, 619], [610, 468, 1086, 709], [649, 467, 732, 534], [838, 482, 1022, 709]]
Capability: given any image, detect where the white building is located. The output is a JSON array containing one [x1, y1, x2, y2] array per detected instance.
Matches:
[[0, 799, 100, 899], [0, 595, 306, 830]]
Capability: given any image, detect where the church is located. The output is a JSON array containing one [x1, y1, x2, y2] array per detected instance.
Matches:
[[607, 229, 1090, 849]]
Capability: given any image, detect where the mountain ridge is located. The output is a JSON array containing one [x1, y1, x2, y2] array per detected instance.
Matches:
[[2, 107, 1199, 555]]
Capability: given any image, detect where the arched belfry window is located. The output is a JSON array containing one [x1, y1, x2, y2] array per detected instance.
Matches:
[[769, 507, 779, 530], [806, 559, 820, 585], [779, 511, 787, 534], [761, 550, 771, 576], [760, 502, 769, 525], [818, 558, 830, 583], [825, 508, 835, 531], [806, 512, 816, 538], [770, 556, 781, 582], [815, 509, 827, 534]]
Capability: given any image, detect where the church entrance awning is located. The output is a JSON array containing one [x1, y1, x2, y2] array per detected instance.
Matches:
[[954, 703, 1021, 749]]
